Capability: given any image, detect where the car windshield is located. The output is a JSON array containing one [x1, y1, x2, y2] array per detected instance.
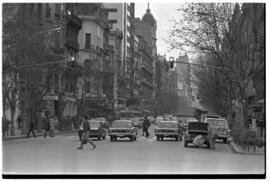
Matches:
[[188, 122, 208, 131], [89, 122, 100, 128], [111, 121, 132, 128], [206, 119, 226, 126], [158, 122, 178, 128]]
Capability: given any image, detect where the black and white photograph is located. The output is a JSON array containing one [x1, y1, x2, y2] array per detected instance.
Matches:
[[1, 1, 266, 178]]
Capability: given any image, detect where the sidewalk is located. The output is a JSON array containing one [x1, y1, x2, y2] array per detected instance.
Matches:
[[228, 137, 265, 155], [2, 129, 78, 141]]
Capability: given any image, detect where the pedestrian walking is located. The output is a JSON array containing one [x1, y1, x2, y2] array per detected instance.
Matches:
[[208, 126, 216, 150], [77, 116, 96, 150], [27, 120, 37, 138], [142, 116, 150, 137], [43, 115, 51, 138], [17, 115, 23, 129], [2, 117, 10, 137], [78, 117, 84, 141], [49, 117, 55, 137]]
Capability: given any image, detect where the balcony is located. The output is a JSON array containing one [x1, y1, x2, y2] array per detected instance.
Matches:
[[141, 63, 153, 74], [141, 78, 154, 88]]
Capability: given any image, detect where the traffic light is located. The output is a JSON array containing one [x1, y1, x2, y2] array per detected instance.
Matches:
[[169, 61, 174, 68]]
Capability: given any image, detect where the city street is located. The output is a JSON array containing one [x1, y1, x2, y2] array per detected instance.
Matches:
[[2, 125, 265, 175]]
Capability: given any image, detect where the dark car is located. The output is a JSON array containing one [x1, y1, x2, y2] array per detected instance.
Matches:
[[184, 122, 210, 148], [108, 120, 137, 141], [88, 120, 106, 140], [154, 121, 183, 141]]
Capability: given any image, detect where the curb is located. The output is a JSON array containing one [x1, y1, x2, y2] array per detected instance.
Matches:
[[2, 130, 78, 141], [229, 140, 265, 155]]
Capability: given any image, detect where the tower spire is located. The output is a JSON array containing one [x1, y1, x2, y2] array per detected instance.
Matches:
[[147, 3, 150, 11]]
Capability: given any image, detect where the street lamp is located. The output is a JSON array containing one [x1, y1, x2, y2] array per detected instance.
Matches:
[[28, 27, 63, 41]]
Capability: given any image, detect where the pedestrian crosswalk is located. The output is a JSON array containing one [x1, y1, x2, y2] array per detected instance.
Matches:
[[6, 135, 161, 143]]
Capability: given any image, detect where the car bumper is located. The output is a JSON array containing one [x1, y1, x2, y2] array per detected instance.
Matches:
[[89, 133, 102, 137], [155, 133, 180, 137], [109, 133, 134, 137]]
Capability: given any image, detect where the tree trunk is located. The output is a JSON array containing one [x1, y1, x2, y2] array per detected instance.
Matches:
[[10, 105, 16, 135]]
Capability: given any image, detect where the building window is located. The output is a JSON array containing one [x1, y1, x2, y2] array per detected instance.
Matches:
[[46, 4, 51, 18], [85, 81, 90, 93], [55, 4, 61, 19], [85, 33, 91, 49]]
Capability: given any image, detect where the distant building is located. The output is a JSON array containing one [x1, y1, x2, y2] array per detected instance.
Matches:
[[175, 54, 193, 115], [75, 3, 113, 117], [134, 4, 157, 115], [103, 3, 135, 113]]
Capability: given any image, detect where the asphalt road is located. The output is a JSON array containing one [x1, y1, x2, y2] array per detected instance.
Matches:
[[2, 125, 265, 175]]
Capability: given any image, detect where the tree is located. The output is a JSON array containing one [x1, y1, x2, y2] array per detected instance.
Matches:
[[169, 3, 264, 125], [3, 4, 61, 133]]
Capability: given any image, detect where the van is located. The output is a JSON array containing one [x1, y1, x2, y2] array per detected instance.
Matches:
[[200, 113, 221, 122], [204, 118, 229, 143]]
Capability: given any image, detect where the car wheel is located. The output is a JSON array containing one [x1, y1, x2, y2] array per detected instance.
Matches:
[[98, 137, 101, 140], [114, 137, 117, 141], [110, 136, 113, 141], [223, 138, 227, 144], [184, 141, 188, 147], [160, 137, 164, 141], [176, 137, 179, 141], [134, 136, 137, 141], [103, 136, 106, 140], [130, 136, 134, 141], [156, 136, 160, 141]]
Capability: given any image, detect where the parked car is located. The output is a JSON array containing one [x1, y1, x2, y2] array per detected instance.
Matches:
[[148, 116, 156, 124], [154, 121, 183, 141], [204, 118, 229, 143], [200, 113, 221, 122], [184, 122, 210, 148], [92, 117, 110, 129], [108, 120, 137, 141], [88, 120, 106, 140], [156, 116, 163, 125], [129, 117, 143, 129]]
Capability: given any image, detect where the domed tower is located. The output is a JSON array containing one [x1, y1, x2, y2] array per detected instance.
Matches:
[[135, 3, 157, 56], [142, 3, 157, 55]]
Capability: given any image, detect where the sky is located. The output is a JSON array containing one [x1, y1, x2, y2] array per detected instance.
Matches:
[[135, 3, 185, 59]]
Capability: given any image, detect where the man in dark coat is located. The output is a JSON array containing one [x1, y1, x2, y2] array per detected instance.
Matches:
[[78, 116, 96, 150], [142, 116, 151, 137], [43, 115, 51, 138], [27, 120, 36, 138]]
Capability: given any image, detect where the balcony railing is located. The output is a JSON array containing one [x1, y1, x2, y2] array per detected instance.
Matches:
[[141, 78, 154, 88]]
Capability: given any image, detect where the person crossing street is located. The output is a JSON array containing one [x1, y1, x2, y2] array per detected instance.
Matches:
[[77, 116, 96, 150], [27, 120, 36, 138]]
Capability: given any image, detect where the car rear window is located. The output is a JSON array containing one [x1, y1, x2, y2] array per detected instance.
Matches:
[[205, 119, 226, 126], [111, 121, 132, 128], [188, 122, 208, 131], [158, 122, 178, 128]]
